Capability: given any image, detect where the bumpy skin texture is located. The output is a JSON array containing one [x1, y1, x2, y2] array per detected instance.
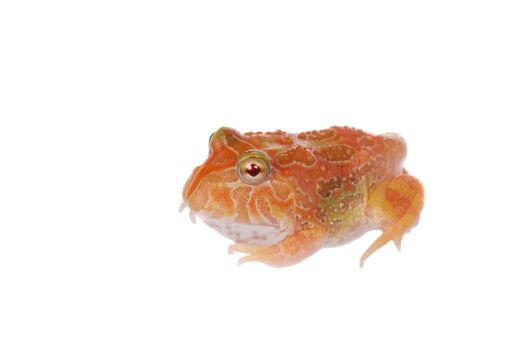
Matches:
[[182, 126, 424, 267]]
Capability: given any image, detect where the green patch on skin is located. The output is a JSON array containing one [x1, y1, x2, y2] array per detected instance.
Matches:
[[318, 175, 371, 240]]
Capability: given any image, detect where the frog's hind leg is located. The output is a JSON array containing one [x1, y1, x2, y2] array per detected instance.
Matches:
[[360, 172, 424, 267]]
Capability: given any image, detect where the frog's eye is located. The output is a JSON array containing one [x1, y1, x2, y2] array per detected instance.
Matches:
[[208, 132, 215, 146], [236, 152, 270, 185]]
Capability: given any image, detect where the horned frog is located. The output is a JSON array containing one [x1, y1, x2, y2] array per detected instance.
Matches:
[[181, 126, 424, 267]]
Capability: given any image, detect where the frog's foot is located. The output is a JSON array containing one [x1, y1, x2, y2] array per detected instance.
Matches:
[[228, 243, 264, 256], [359, 222, 409, 268], [228, 243, 272, 265], [361, 172, 424, 267], [228, 228, 326, 267]]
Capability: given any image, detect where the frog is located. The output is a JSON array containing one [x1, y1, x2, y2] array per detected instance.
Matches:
[[181, 126, 424, 267]]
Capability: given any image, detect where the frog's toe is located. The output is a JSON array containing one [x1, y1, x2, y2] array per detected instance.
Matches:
[[228, 243, 264, 255], [229, 244, 271, 266], [359, 227, 405, 268], [393, 235, 403, 251], [237, 253, 264, 266]]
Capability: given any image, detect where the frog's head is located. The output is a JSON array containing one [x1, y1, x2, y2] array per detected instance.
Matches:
[[182, 127, 296, 246]]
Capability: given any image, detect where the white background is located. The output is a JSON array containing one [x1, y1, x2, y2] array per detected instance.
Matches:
[[1, 1, 524, 349]]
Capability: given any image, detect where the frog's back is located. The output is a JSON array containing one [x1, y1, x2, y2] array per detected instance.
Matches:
[[299, 126, 407, 184], [242, 126, 408, 221]]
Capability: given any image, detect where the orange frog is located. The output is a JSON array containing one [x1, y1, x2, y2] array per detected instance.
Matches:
[[181, 126, 424, 267]]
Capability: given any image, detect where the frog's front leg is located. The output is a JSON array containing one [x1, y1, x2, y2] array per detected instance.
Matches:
[[360, 172, 424, 267], [228, 227, 326, 267]]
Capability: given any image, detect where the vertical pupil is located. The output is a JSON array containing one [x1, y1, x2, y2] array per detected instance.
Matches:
[[246, 163, 261, 177]]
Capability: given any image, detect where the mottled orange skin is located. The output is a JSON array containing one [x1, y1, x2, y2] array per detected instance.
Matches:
[[182, 126, 424, 267]]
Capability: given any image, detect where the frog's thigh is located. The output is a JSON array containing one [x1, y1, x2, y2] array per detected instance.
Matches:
[[229, 227, 326, 267], [360, 173, 424, 267]]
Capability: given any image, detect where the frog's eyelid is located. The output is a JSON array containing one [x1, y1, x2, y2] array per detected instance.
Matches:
[[208, 132, 215, 145]]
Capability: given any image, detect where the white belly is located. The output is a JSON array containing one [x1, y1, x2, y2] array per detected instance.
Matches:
[[197, 213, 294, 246]]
